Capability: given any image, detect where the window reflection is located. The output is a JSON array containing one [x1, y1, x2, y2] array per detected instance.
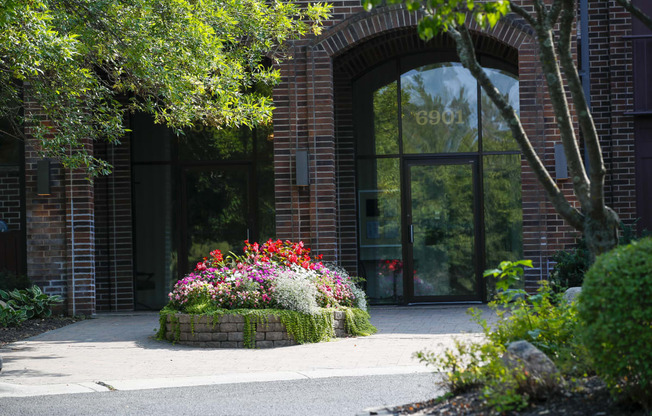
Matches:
[[482, 68, 520, 151], [357, 158, 402, 303], [401, 63, 478, 154], [483, 154, 523, 296], [354, 56, 523, 303], [411, 163, 476, 297]]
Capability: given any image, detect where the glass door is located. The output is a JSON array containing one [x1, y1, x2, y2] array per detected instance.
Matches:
[[405, 159, 482, 302], [180, 165, 253, 275]]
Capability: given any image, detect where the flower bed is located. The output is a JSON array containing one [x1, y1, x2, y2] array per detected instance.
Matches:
[[157, 240, 376, 348]]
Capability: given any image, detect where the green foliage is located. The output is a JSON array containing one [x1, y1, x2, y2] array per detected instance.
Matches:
[[549, 236, 590, 293], [1, 0, 330, 177], [344, 308, 377, 336], [0, 270, 32, 291], [0, 299, 28, 327], [0, 285, 63, 321], [416, 259, 589, 413], [578, 237, 652, 410], [363, 0, 508, 39], [157, 306, 375, 348]]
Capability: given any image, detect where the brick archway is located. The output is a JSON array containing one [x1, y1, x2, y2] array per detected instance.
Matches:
[[273, 6, 559, 291]]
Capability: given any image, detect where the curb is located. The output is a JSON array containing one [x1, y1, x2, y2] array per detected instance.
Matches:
[[0, 366, 432, 398]]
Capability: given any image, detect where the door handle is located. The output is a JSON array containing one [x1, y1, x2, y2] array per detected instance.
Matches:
[[409, 224, 414, 244]]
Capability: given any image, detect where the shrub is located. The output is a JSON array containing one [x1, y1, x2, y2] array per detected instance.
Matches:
[[0, 299, 28, 327], [578, 237, 652, 410], [0, 285, 62, 320], [416, 260, 589, 413], [549, 236, 589, 292]]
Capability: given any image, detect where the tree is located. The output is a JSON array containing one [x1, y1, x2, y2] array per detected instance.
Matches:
[[363, 0, 652, 258], [0, 0, 329, 177]]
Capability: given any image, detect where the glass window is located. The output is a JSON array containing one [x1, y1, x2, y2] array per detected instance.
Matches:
[[354, 61, 400, 156], [131, 113, 172, 163], [357, 158, 402, 303], [133, 164, 177, 310], [401, 63, 478, 154], [483, 154, 523, 295], [482, 68, 520, 151], [178, 125, 252, 161]]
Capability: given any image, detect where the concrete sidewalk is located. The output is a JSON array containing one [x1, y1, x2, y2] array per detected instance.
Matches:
[[0, 305, 495, 397]]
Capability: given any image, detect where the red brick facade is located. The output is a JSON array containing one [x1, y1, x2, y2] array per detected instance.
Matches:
[[2, 1, 646, 312], [272, 2, 638, 292]]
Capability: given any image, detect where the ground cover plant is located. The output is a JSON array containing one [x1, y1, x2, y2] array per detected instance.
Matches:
[[0, 285, 63, 327], [158, 239, 375, 347]]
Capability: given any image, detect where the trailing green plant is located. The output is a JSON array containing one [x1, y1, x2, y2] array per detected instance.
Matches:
[[578, 237, 652, 411], [156, 306, 374, 348], [0, 285, 62, 320], [343, 308, 376, 336]]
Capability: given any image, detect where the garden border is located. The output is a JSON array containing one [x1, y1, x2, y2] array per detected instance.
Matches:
[[159, 308, 373, 348]]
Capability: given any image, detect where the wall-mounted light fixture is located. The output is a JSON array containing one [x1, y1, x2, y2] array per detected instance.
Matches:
[[37, 159, 51, 195], [554, 143, 569, 180], [295, 150, 310, 187]]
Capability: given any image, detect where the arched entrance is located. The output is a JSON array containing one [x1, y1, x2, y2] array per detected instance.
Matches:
[[334, 31, 523, 304]]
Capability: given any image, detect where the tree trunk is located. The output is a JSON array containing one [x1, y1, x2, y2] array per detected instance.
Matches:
[[583, 207, 620, 261]]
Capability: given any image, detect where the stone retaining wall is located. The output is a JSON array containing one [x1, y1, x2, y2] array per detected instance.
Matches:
[[163, 311, 348, 348]]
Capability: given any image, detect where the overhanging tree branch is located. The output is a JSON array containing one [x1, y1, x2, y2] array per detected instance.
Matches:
[[525, 3, 591, 207], [558, 0, 607, 217], [449, 24, 584, 231]]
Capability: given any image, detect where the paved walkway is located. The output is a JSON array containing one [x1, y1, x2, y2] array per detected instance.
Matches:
[[0, 305, 495, 397]]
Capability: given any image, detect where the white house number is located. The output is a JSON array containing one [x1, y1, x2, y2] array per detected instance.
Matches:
[[414, 110, 464, 126]]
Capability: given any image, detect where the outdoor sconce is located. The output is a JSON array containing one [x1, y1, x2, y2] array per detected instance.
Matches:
[[37, 159, 51, 196], [295, 150, 310, 187], [554, 143, 569, 180]]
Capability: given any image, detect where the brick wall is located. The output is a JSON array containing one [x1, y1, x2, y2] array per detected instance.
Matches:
[[23, 94, 96, 315], [0, 166, 21, 231], [273, 2, 638, 294]]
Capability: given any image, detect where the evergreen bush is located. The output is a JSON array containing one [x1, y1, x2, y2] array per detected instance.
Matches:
[[578, 237, 652, 410]]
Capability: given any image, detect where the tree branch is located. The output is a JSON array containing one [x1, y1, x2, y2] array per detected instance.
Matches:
[[614, 0, 652, 31], [547, 0, 564, 27], [508, 3, 537, 27], [527, 6, 591, 207], [449, 24, 585, 231], [558, 0, 607, 217]]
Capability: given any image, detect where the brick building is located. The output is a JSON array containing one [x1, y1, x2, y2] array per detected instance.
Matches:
[[0, 0, 650, 314]]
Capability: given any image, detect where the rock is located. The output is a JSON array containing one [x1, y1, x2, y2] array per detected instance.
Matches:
[[563, 287, 582, 304], [502, 340, 561, 399]]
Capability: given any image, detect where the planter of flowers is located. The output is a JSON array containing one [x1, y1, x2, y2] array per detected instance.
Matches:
[[157, 240, 375, 348]]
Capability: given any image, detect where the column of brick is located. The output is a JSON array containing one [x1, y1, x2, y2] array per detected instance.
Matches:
[[64, 145, 96, 316], [307, 45, 338, 259]]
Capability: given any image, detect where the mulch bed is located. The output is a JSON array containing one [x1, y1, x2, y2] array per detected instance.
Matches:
[[390, 377, 647, 416], [0, 316, 80, 347]]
